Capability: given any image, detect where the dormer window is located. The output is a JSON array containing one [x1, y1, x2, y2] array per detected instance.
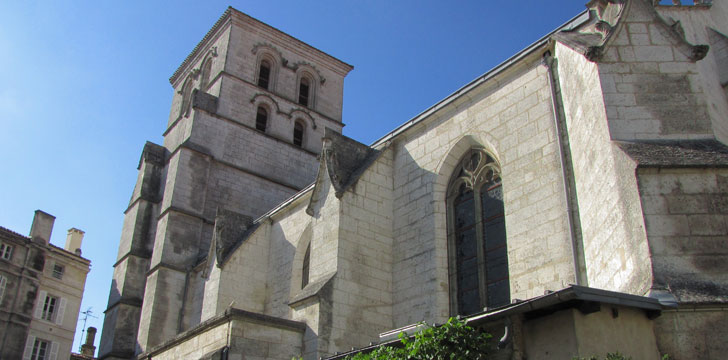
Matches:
[[258, 60, 271, 90], [256, 106, 268, 132], [298, 77, 310, 107], [293, 121, 304, 147]]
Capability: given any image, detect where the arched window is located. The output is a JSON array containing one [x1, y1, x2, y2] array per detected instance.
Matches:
[[179, 79, 194, 118], [301, 243, 311, 288], [200, 58, 213, 91], [298, 77, 310, 107], [447, 148, 509, 316], [258, 60, 271, 90], [255, 106, 268, 132], [293, 121, 304, 147]]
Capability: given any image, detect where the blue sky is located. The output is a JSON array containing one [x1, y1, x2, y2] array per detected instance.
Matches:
[[0, 1, 586, 353]]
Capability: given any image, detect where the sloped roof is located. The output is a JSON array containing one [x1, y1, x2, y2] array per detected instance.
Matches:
[[0, 226, 30, 241], [616, 139, 728, 167], [306, 128, 384, 215]]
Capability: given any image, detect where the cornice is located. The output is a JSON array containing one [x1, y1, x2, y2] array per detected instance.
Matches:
[[229, 8, 353, 76], [170, 7, 354, 87], [170, 8, 233, 86]]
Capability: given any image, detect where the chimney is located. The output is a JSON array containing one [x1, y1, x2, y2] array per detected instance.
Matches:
[[29, 210, 55, 245], [65, 228, 85, 255], [81, 327, 97, 357]]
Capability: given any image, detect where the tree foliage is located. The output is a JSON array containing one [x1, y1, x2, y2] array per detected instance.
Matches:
[[343, 317, 492, 360]]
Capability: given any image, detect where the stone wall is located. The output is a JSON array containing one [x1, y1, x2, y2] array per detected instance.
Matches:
[[390, 52, 575, 327], [147, 309, 305, 360], [266, 200, 313, 319], [657, 3, 728, 144], [202, 224, 270, 320], [326, 147, 395, 352], [638, 167, 728, 303], [654, 308, 728, 360], [524, 306, 661, 360], [167, 22, 231, 127], [597, 1, 716, 141], [225, 17, 349, 122], [216, 72, 342, 156], [556, 41, 653, 295]]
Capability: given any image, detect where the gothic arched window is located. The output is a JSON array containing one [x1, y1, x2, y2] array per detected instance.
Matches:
[[256, 106, 268, 132], [447, 148, 509, 316]]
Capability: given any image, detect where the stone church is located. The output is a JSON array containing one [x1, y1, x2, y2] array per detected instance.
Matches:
[[98, 1, 728, 359]]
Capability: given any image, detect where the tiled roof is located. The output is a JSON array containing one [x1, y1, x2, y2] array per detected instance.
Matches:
[[616, 139, 728, 167], [0, 226, 30, 241]]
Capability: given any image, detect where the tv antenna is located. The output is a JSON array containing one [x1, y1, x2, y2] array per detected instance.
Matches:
[[77, 307, 98, 352]]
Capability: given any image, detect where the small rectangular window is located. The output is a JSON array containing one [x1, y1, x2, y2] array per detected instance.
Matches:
[[41, 295, 58, 321], [31, 338, 49, 360], [0, 243, 12, 261], [52, 264, 64, 280]]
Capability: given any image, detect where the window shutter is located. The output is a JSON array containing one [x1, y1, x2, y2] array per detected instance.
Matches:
[[49, 341, 59, 360], [0, 276, 6, 302], [22, 335, 35, 360], [55, 298, 66, 325], [34, 290, 47, 319]]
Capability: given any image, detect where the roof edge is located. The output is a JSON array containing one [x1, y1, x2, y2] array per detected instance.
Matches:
[[170, 7, 233, 85], [369, 9, 590, 148], [170, 7, 354, 86]]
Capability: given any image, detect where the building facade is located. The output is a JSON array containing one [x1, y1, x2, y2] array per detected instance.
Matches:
[[100, 1, 728, 359], [0, 210, 91, 360]]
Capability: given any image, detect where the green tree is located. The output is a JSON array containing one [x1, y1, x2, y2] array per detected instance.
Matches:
[[344, 317, 492, 360]]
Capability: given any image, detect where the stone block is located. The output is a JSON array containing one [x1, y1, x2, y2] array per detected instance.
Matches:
[[687, 214, 727, 235], [633, 46, 673, 62]]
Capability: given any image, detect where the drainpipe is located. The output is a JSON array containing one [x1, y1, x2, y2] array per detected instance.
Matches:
[[177, 269, 191, 333], [543, 49, 588, 287]]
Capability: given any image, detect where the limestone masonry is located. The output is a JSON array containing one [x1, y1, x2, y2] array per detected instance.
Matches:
[[99, 1, 728, 359]]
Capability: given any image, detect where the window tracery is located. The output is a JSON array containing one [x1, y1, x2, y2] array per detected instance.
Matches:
[[447, 148, 509, 316]]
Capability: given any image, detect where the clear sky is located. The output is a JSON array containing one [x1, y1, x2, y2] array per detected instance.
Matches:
[[0, 1, 588, 354]]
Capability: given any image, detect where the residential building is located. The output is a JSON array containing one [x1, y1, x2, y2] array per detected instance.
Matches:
[[0, 211, 91, 360]]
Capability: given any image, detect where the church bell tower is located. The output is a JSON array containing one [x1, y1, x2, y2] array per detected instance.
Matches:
[[98, 7, 352, 359]]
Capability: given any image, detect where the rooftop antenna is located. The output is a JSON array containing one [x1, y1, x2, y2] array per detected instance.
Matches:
[[77, 307, 98, 352]]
